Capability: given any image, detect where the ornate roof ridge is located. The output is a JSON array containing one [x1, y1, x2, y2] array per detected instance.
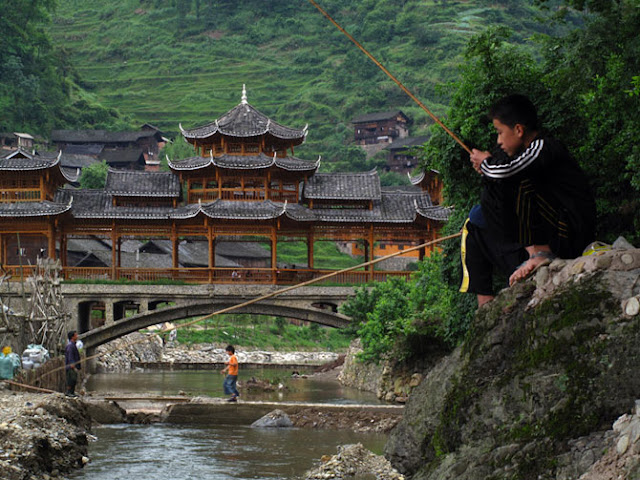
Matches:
[[179, 86, 306, 141]]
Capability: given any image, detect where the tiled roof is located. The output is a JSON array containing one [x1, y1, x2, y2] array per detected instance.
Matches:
[[99, 148, 145, 166], [62, 144, 103, 156], [0, 148, 79, 182], [54, 186, 450, 224], [352, 110, 408, 124], [60, 153, 100, 169], [0, 200, 72, 217], [169, 153, 319, 172], [51, 129, 159, 143], [200, 199, 285, 220], [385, 136, 429, 151], [415, 204, 453, 221], [303, 170, 381, 201], [105, 169, 181, 197], [180, 95, 306, 141], [0, 148, 60, 170]]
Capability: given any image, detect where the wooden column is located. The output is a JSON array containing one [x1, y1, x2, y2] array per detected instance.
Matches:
[[110, 224, 117, 280], [368, 226, 375, 280], [48, 222, 56, 259], [307, 231, 314, 269], [208, 223, 215, 284], [171, 223, 179, 269], [271, 228, 278, 284]]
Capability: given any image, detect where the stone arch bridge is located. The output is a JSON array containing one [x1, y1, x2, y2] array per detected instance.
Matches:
[[56, 284, 355, 350]]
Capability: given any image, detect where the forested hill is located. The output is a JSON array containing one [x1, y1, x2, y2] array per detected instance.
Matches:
[[2, 0, 577, 169]]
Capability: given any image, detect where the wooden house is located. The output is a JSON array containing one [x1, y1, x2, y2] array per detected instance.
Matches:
[[352, 110, 410, 146], [51, 125, 166, 171]]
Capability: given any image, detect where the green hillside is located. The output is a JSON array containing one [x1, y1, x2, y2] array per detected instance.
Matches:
[[48, 0, 576, 167]]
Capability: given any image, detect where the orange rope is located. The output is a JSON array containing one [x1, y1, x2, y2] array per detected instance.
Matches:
[[307, 0, 472, 155]]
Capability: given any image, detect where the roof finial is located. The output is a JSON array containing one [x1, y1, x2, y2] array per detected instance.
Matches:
[[241, 84, 248, 105]]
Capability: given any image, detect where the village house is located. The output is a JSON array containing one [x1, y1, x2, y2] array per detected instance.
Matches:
[[51, 124, 167, 172]]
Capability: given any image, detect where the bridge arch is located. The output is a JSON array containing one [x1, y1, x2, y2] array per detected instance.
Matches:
[[80, 301, 352, 350]]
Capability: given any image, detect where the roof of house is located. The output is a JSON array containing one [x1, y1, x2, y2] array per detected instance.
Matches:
[[62, 144, 104, 156], [168, 153, 319, 173], [51, 129, 162, 144], [99, 148, 145, 166], [105, 169, 181, 197], [303, 170, 381, 201], [179, 86, 307, 142], [0, 148, 79, 182], [385, 136, 429, 151], [352, 110, 409, 124], [0, 200, 72, 218]]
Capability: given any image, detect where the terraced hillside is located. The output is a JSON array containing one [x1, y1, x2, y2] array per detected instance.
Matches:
[[49, 0, 575, 164]]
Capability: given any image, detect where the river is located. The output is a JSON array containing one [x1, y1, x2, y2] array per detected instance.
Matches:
[[84, 367, 383, 404], [72, 368, 388, 479]]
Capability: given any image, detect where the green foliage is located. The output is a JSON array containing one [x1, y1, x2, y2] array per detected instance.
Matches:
[[0, 0, 128, 135], [340, 253, 473, 364], [79, 160, 109, 189]]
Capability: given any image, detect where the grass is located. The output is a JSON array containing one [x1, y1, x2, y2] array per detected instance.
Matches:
[[158, 314, 354, 351]]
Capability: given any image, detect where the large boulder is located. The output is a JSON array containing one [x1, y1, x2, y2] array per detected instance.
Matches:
[[385, 248, 640, 479]]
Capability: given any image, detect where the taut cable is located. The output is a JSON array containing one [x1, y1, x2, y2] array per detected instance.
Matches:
[[307, 0, 472, 155]]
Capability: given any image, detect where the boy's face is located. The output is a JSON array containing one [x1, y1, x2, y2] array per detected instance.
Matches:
[[493, 118, 525, 157], [226, 350, 232, 356]]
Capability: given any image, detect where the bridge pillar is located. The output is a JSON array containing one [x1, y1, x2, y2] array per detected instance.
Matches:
[[84, 346, 98, 374], [105, 302, 115, 325], [139, 299, 149, 314]]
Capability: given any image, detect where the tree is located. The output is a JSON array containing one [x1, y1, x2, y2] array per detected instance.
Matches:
[[79, 161, 109, 189]]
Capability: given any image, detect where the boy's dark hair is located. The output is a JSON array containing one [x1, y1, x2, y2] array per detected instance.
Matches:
[[68, 330, 77, 340], [225, 345, 235, 354], [488, 94, 538, 131]]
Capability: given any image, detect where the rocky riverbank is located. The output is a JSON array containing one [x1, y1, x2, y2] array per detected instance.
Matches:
[[385, 247, 640, 479], [95, 334, 340, 372], [0, 389, 90, 480]]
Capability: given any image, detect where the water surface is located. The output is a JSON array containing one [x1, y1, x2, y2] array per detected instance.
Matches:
[[70, 423, 387, 480], [86, 368, 383, 404]]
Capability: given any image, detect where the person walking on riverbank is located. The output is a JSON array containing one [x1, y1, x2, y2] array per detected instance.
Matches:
[[221, 345, 239, 402], [65, 331, 81, 397]]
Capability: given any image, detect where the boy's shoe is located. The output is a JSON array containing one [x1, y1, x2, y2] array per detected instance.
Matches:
[[227, 396, 237, 402], [65, 393, 79, 398]]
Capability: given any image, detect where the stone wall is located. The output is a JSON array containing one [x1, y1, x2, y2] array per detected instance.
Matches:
[[338, 340, 425, 403]]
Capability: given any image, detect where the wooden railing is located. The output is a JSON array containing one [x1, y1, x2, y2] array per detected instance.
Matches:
[[2, 265, 412, 285]]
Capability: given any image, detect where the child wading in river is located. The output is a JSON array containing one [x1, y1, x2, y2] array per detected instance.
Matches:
[[221, 345, 239, 402]]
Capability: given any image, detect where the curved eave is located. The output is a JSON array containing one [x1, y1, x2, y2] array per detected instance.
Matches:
[[199, 199, 286, 220], [409, 171, 425, 185], [415, 204, 453, 222], [0, 200, 72, 218], [169, 154, 319, 173]]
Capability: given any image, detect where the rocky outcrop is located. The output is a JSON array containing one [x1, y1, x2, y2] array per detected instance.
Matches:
[[385, 248, 640, 479], [339, 339, 443, 403]]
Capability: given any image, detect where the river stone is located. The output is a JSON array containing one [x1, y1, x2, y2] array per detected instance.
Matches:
[[251, 409, 293, 428]]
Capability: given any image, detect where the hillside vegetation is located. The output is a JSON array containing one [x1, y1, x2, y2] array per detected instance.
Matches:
[[45, 0, 575, 169]]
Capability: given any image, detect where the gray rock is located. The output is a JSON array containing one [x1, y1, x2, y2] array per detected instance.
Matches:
[[251, 409, 293, 428]]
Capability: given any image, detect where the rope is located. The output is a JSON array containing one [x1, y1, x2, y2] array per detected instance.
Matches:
[[307, 0, 472, 155], [3, 230, 461, 389]]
